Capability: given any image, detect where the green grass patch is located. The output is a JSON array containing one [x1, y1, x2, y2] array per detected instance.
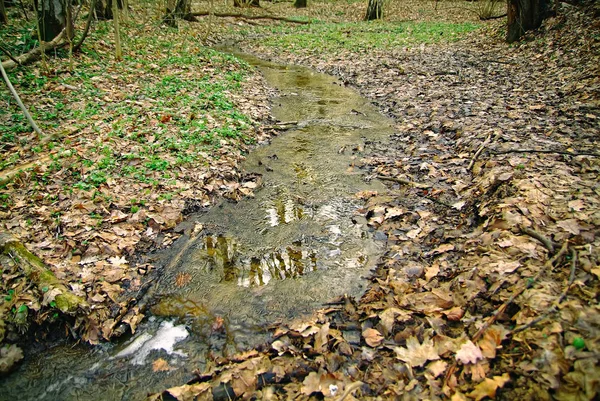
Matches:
[[253, 21, 479, 54]]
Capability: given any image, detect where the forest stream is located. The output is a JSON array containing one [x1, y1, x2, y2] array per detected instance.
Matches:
[[1, 48, 397, 401]]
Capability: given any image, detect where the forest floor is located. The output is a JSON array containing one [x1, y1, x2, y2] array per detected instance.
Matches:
[[1, 0, 600, 400]]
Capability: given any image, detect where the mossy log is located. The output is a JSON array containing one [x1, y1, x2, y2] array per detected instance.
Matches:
[[0, 232, 88, 315]]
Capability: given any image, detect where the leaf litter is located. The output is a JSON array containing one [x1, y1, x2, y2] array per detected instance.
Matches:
[[155, 2, 600, 400], [0, 14, 274, 358], [0, 0, 598, 399]]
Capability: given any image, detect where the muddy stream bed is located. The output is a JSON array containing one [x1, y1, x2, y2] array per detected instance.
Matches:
[[1, 49, 397, 400]]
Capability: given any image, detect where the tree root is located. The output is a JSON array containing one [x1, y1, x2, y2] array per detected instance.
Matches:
[[0, 232, 88, 315]]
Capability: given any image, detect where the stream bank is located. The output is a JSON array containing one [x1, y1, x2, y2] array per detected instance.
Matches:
[[1, 48, 397, 400]]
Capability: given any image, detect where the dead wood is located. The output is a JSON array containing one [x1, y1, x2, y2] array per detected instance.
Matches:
[[0, 45, 21, 66], [467, 132, 492, 171], [191, 11, 310, 24], [480, 13, 507, 20], [519, 224, 558, 253], [1, 30, 67, 70], [0, 232, 89, 315]]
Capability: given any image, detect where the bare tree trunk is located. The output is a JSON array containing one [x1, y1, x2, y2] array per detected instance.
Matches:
[[507, 0, 550, 42], [35, 0, 69, 41], [112, 0, 121, 60], [364, 0, 383, 20], [95, 0, 112, 19], [0, 0, 8, 25], [95, 0, 122, 20], [294, 0, 307, 8], [164, 0, 192, 26]]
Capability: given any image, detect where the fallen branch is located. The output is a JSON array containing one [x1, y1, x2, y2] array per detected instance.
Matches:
[[0, 232, 89, 315], [489, 148, 600, 157], [191, 11, 310, 24], [510, 248, 578, 334], [0, 45, 21, 66], [467, 132, 492, 171], [0, 60, 46, 139], [519, 224, 557, 253], [1, 30, 66, 70]]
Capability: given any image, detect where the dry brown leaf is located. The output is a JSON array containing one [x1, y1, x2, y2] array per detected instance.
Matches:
[[557, 219, 581, 235], [167, 382, 212, 401], [362, 328, 384, 347], [456, 340, 484, 365], [427, 360, 448, 378], [394, 335, 440, 367], [152, 358, 171, 372], [467, 373, 510, 400], [301, 371, 322, 396]]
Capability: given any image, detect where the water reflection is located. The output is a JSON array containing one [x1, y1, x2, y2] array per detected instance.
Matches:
[[196, 236, 318, 288], [265, 196, 304, 226]]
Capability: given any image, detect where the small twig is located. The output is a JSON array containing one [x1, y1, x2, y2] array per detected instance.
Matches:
[[468, 133, 492, 171], [376, 175, 430, 189], [519, 225, 557, 253], [510, 248, 578, 334], [490, 149, 600, 157], [0, 45, 21, 66]]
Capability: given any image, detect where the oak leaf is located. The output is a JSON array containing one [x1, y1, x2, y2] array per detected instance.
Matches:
[[394, 335, 440, 367]]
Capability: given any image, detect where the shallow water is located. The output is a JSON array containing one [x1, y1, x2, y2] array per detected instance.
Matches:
[[0, 49, 395, 401]]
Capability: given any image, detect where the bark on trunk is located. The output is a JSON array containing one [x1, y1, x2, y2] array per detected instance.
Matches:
[[36, 0, 69, 41], [364, 0, 383, 20], [94, 0, 122, 20], [233, 0, 259, 7], [0, 0, 8, 25], [95, 0, 112, 19], [507, 0, 549, 42], [294, 0, 307, 8], [164, 0, 192, 26]]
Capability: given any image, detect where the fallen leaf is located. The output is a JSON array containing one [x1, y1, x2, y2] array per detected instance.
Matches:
[[394, 335, 440, 367], [301, 371, 322, 396], [427, 360, 448, 378], [556, 219, 581, 235], [467, 373, 510, 400], [456, 340, 484, 365], [152, 358, 171, 372], [363, 328, 384, 347]]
